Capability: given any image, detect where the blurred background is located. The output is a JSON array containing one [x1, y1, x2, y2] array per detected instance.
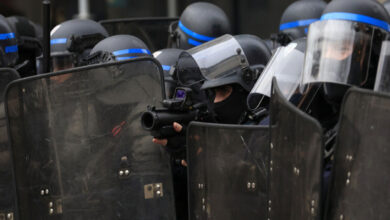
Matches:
[[0, 0, 386, 40]]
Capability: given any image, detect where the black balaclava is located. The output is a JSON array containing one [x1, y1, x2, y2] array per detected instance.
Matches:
[[212, 85, 248, 124], [322, 56, 361, 106]]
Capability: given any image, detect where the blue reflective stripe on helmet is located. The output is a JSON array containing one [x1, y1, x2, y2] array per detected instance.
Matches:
[[179, 21, 216, 42], [0, 33, 15, 40], [162, 65, 171, 71], [279, 19, 319, 31], [5, 45, 18, 53], [50, 38, 67, 45], [321, 12, 390, 32], [112, 48, 151, 56], [116, 56, 137, 61], [187, 38, 203, 46]]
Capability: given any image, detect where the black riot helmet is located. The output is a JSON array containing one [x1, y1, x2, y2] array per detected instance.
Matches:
[[169, 2, 231, 50], [176, 34, 271, 91], [0, 15, 18, 67], [153, 48, 183, 98], [301, 0, 390, 106], [276, 0, 327, 46], [6, 16, 42, 77], [87, 35, 151, 64], [41, 19, 108, 72]]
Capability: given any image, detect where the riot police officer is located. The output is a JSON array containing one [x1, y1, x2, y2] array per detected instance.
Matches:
[[153, 34, 271, 220], [6, 16, 42, 77], [154, 34, 271, 148], [154, 33, 271, 149], [38, 19, 108, 73], [300, 0, 390, 204], [154, 34, 271, 145], [169, 2, 231, 49], [0, 15, 18, 68]]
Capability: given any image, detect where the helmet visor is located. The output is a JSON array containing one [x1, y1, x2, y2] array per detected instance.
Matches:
[[177, 34, 249, 86], [301, 20, 380, 92], [52, 54, 74, 72], [36, 53, 75, 74], [248, 42, 305, 110], [374, 41, 390, 93]]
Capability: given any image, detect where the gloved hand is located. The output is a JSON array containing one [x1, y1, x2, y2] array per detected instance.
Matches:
[[153, 122, 187, 166]]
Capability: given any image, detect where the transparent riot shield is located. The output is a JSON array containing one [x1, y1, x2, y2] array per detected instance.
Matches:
[[0, 68, 20, 220], [5, 57, 176, 220], [100, 17, 178, 52], [326, 88, 390, 220], [269, 78, 324, 220], [187, 122, 269, 220]]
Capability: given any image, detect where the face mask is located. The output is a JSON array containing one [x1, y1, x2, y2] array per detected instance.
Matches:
[[212, 86, 248, 124], [320, 57, 361, 106]]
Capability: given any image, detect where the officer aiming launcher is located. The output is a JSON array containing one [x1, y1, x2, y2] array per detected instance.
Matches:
[[141, 87, 210, 138]]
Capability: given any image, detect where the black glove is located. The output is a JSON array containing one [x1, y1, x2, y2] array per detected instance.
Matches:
[[165, 124, 187, 158]]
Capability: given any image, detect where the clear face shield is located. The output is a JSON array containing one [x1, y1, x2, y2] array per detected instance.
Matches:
[[301, 20, 385, 94], [247, 41, 305, 110], [374, 41, 390, 94], [176, 34, 249, 87], [36, 52, 75, 74], [52, 54, 75, 72]]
